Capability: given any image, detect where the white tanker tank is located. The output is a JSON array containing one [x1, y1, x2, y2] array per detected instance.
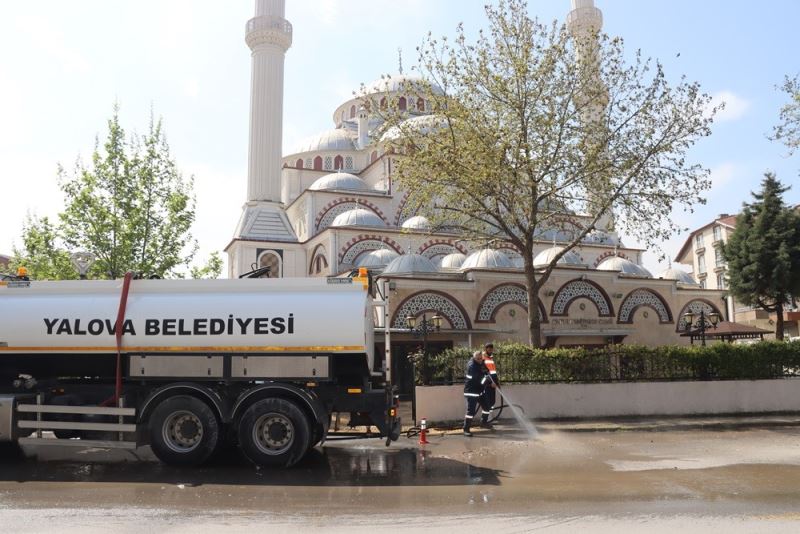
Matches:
[[0, 275, 398, 468]]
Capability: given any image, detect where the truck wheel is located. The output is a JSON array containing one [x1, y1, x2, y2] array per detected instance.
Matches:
[[50, 394, 81, 439], [148, 395, 219, 467], [238, 398, 311, 468]]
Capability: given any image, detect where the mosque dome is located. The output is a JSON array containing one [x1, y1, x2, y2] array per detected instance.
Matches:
[[331, 208, 385, 228], [437, 252, 467, 271], [365, 74, 444, 96], [657, 267, 699, 286], [596, 256, 652, 277], [460, 249, 514, 270], [355, 249, 399, 269], [533, 246, 583, 268], [582, 230, 621, 245], [290, 129, 355, 154], [383, 253, 438, 275], [309, 172, 368, 192], [380, 114, 445, 143], [401, 215, 431, 231], [509, 255, 525, 269]]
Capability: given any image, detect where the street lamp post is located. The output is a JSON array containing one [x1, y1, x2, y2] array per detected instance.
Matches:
[[682, 309, 721, 346]]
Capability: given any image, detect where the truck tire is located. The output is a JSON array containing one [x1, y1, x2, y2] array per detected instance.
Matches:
[[148, 395, 219, 467], [237, 398, 311, 468], [49, 394, 81, 439]]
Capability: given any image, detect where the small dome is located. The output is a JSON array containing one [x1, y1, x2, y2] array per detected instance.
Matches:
[[437, 252, 467, 271], [355, 249, 399, 269], [401, 215, 431, 230], [509, 255, 525, 269], [290, 129, 355, 154], [331, 208, 385, 228], [309, 172, 368, 192], [383, 254, 438, 275], [658, 267, 699, 286], [461, 249, 514, 270], [597, 256, 652, 277], [533, 246, 583, 268]]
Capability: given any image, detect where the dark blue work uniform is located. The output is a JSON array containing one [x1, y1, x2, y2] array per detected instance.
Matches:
[[464, 358, 489, 420]]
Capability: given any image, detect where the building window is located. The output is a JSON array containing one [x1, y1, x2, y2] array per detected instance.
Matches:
[[715, 246, 726, 268], [370, 151, 378, 163], [350, 105, 356, 119], [417, 97, 425, 112], [313, 156, 322, 170], [380, 97, 387, 110], [697, 254, 706, 274], [345, 156, 353, 170], [334, 155, 344, 170], [713, 225, 722, 243], [695, 233, 705, 250], [324, 156, 333, 170], [295, 158, 303, 169], [398, 96, 407, 111], [257, 251, 282, 278], [699, 279, 706, 289], [305, 157, 312, 168], [716, 273, 726, 289]]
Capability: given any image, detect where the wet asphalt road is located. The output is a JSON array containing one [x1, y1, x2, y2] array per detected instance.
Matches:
[[2, 421, 800, 532]]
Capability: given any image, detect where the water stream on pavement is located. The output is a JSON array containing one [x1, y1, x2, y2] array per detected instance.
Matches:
[[497, 388, 539, 439]]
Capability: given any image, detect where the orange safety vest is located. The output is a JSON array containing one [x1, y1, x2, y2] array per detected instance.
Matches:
[[484, 355, 497, 376]]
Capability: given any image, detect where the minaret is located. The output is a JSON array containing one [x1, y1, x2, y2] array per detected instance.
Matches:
[[566, 0, 613, 231], [227, 0, 297, 278], [246, 0, 292, 202]]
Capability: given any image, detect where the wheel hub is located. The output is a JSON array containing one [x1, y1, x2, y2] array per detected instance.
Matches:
[[163, 411, 204, 453], [253, 413, 294, 455]]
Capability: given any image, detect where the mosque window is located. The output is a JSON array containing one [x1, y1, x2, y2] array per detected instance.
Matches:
[[417, 98, 425, 112], [380, 97, 387, 110], [305, 157, 312, 168], [257, 251, 282, 278], [313, 156, 323, 170], [398, 96, 407, 111], [370, 151, 378, 163], [350, 105, 356, 118], [334, 155, 344, 170], [324, 156, 333, 170], [345, 156, 353, 170], [295, 158, 303, 169]]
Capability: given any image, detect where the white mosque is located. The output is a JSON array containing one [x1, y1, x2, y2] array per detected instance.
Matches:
[[225, 0, 726, 376]]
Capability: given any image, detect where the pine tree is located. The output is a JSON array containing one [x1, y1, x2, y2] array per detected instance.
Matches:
[[722, 173, 800, 339]]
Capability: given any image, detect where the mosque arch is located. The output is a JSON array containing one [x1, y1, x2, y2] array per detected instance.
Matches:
[[339, 235, 403, 265], [398, 96, 407, 111], [551, 278, 614, 317], [676, 299, 723, 332], [256, 250, 282, 278], [315, 198, 388, 232], [308, 244, 329, 275], [417, 97, 425, 112], [295, 158, 303, 169], [617, 288, 673, 324], [334, 155, 344, 170], [476, 283, 548, 324], [349, 105, 356, 118], [391, 290, 471, 330], [313, 156, 323, 170]]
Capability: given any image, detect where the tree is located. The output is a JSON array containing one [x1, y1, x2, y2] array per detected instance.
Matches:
[[722, 174, 800, 340], [13, 104, 198, 280], [9, 215, 75, 280], [771, 75, 800, 154], [190, 251, 224, 279], [372, 0, 715, 346]]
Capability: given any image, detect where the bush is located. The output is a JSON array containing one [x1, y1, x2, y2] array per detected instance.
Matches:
[[419, 340, 800, 385]]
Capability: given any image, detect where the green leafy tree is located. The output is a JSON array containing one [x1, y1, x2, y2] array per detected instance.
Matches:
[[54, 104, 197, 279], [190, 251, 224, 279], [9, 215, 75, 280], [372, 0, 715, 346], [722, 174, 800, 340]]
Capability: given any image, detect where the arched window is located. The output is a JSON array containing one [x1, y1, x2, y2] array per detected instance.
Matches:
[[257, 251, 282, 278], [398, 97, 407, 111], [313, 156, 323, 170], [380, 97, 387, 110], [295, 158, 303, 169], [350, 105, 356, 118], [370, 151, 378, 163], [417, 98, 425, 112], [334, 155, 344, 170]]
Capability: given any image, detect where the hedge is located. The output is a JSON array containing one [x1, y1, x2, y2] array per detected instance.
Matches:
[[413, 341, 800, 385]]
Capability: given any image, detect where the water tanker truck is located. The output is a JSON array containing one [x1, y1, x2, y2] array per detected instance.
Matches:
[[0, 273, 400, 467]]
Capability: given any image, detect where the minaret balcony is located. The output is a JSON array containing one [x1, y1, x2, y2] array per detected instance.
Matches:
[[246, 15, 293, 51]]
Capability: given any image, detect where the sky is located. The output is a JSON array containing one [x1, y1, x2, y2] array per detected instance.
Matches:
[[1, 0, 799, 275]]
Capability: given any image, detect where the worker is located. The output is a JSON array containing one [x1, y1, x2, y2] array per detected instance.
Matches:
[[463, 350, 489, 436], [480, 343, 499, 428]]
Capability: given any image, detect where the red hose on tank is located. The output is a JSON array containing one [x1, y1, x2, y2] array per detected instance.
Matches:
[[113, 272, 134, 404]]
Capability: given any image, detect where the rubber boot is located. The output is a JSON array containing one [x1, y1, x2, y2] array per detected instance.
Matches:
[[463, 418, 473, 437], [480, 413, 493, 429]]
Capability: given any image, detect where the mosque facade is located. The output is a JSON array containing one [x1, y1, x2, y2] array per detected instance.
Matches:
[[225, 0, 727, 378]]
